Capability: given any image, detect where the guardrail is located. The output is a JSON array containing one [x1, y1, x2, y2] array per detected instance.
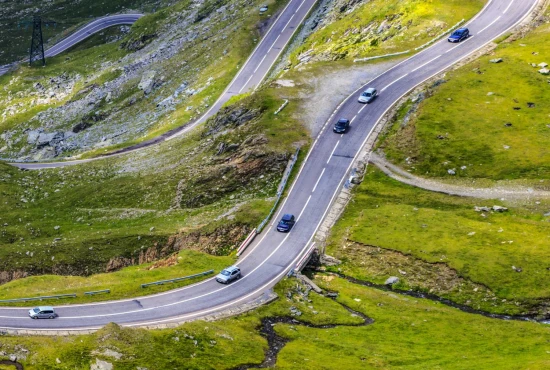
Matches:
[[0, 293, 77, 303], [256, 147, 300, 233], [287, 242, 317, 276], [84, 289, 111, 296], [141, 270, 214, 288], [414, 19, 465, 51], [236, 229, 258, 257], [354, 50, 411, 63]]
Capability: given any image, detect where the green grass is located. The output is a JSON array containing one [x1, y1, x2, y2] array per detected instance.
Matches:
[[0, 249, 233, 306], [380, 8, 550, 180], [1, 276, 549, 369], [290, 0, 484, 63], [326, 167, 550, 314]]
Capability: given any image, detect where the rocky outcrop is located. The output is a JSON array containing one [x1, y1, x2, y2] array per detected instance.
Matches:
[[0, 270, 28, 285]]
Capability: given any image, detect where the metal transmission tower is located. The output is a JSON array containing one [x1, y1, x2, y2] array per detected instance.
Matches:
[[29, 16, 45, 66], [27, 16, 58, 66]]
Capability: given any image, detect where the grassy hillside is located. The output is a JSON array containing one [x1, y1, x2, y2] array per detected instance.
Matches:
[[380, 7, 550, 180], [0, 88, 307, 281], [326, 167, 550, 316], [0, 0, 287, 160], [290, 0, 484, 64], [1, 277, 549, 369]]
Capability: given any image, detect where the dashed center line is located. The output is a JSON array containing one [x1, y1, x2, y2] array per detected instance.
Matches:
[[327, 141, 340, 164], [411, 55, 441, 73], [478, 16, 500, 34], [359, 104, 367, 113], [297, 195, 312, 220], [503, 0, 515, 14], [239, 75, 255, 93], [312, 168, 326, 193], [350, 114, 357, 123], [381, 74, 408, 92]]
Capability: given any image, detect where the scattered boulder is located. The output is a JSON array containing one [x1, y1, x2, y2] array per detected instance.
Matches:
[[490, 58, 503, 63], [138, 70, 157, 95], [289, 306, 302, 316], [385, 276, 399, 285], [512, 265, 523, 273], [474, 206, 491, 212], [447, 169, 456, 175], [538, 62, 548, 68], [539, 68, 550, 75], [26, 130, 42, 144], [492, 205, 508, 212], [320, 254, 341, 266], [90, 358, 113, 370]]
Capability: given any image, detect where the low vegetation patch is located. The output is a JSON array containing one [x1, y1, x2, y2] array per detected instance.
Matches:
[[380, 8, 550, 180], [326, 167, 550, 316]]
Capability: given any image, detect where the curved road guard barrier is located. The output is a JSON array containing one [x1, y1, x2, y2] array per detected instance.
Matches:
[[237, 230, 257, 257], [141, 270, 214, 288], [84, 289, 111, 296], [0, 293, 77, 303], [414, 19, 466, 51], [257, 147, 300, 233]]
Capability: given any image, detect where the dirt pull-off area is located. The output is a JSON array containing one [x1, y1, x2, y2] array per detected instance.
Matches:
[[370, 152, 550, 200]]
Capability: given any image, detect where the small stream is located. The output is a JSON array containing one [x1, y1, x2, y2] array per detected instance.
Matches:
[[337, 273, 550, 323], [0, 360, 23, 370], [232, 303, 373, 370]]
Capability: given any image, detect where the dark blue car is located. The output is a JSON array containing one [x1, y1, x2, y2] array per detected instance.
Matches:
[[448, 28, 469, 43], [277, 214, 295, 232]]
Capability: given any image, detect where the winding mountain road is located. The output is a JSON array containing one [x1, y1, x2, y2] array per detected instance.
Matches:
[[0, 0, 541, 331], [0, 14, 143, 77]]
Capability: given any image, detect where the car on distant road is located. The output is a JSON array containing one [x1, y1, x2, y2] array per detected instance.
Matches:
[[358, 87, 377, 103], [333, 118, 350, 134], [216, 266, 241, 284], [28, 306, 57, 319], [448, 28, 470, 43], [277, 214, 295, 232]]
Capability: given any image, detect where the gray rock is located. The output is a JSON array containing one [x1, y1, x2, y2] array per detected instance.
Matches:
[[490, 58, 503, 63], [56, 358, 62, 364], [157, 96, 174, 108], [539, 68, 550, 75], [27, 130, 42, 144], [385, 276, 399, 285], [492, 205, 508, 212], [9, 355, 17, 362], [512, 265, 522, 273], [538, 62, 548, 68], [138, 70, 157, 94], [475, 206, 491, 212], [320, 254, 341, 266], [91, 359, 113, 370], [447, 169, 456, 175]]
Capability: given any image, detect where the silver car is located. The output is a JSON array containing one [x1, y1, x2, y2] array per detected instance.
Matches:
[[216, 266, 241, 284], [28, 306, 57, 319], [358, 87, 377, 103]]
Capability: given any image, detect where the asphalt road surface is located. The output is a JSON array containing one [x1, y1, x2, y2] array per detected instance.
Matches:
[[0, 0, 540, 331], [0, 14, 143, 77]]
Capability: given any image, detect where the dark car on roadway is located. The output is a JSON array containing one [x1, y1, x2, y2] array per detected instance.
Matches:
[[277, 214, 295, 232], [216, 266, 241, 284], [448, 28, 469, 43], [333, 118, 350, 134]]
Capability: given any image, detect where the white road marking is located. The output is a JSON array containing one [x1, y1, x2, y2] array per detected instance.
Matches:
[[239, 75, 254, 93], [253, 54, 269, 73], [350, 115, 357, 123], [359, 104, 367, 113], [381, 74, 408, 92], [312, 168, 325, 193], [297, 195, 312, 220], [411, 55, 441, 72], [478, 16, 501, 34], [327, 141, 339, 164], [447, 35, 475, 53], [503, 0, 514, 14]]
